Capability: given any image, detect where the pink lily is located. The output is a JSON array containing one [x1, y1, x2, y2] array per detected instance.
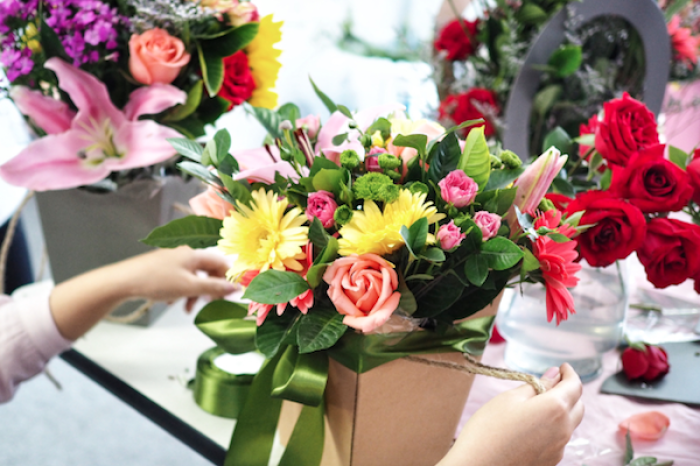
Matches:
[[506, 147, 567, 231], [0, 58, 186, 191], [315, 103, 405, 164], [232, 146, 305, 184]]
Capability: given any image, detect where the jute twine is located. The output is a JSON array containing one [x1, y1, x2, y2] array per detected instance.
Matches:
[[405, 354, 546, 395], [0, 190, 35, 296], [103, 299, 154, 324]]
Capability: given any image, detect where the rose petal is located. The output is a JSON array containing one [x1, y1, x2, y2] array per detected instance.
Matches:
[[619, 411, 670, 441]]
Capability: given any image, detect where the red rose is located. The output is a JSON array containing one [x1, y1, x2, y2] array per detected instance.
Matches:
[[438, 88, 499, 137], [218, 51, 256, 110], [434, 19, 479, 61], [609, 144, 693, 213], [565, 191, 646, 267], [621, 344, 670, 382], [637, 218, 700, 288], [595, 93, 659, 166], [686, 149, 700, 205]]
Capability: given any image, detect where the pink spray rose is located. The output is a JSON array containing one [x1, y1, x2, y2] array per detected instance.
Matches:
[[322, 254, 401, 333], [473, 211, 501, 240], [129, 28, 191, 85], [438, 170, 478, 208], [306, 190, 338, 228], [189, 187, 233, 220], [437, 220, 466, 250], [296, 115, 321, 138]]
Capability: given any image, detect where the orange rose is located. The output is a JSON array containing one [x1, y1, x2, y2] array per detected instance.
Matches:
[[129, 28, 191, 85], [189, 187, 233, 220], [322, 254, 401, 333]]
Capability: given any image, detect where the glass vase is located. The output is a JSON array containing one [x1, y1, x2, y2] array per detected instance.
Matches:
[[496, 261, 629, 382]]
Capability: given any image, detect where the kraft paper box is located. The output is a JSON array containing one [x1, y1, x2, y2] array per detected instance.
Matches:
[[279, 294, 503, 466]]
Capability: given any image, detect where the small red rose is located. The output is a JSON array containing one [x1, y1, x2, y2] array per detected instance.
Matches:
[[621, 343, 670, 382], [438, 88, 499, 137], [636, 218, 700, 288], [219, 51, 256, 110], [595, 93, 659, 166], [434, 19, 479, 61]]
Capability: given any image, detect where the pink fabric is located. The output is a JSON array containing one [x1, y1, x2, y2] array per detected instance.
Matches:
[[0, 289, 73, 403], [461, 343, 700, 465]]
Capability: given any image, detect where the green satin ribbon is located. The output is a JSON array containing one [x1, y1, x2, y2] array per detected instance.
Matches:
[[192, 347, 254, 419], [194, 301, 496, 466]]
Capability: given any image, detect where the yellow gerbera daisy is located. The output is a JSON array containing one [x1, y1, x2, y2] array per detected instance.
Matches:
[[338, 190, 445, 256], [247, 15, 283, 109], [218, 188, 308, 280]]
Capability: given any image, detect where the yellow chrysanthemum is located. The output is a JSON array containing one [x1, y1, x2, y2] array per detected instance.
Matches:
[[218, 189, 308, 280], [246, 15, 283, 109], [338, 190, 446, 256]]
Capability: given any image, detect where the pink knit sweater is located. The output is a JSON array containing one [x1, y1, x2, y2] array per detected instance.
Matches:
[[0, 290, 72, 402]]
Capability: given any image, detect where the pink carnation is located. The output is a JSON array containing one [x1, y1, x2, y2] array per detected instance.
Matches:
[[438, 170, 478, 208]]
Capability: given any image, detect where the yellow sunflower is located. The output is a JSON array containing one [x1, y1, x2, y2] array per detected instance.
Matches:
[[218, 188, 308, 280], [246, 15, 283, 109], [338, 190, 445, 256]]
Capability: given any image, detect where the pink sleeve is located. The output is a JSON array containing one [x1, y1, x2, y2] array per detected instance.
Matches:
[[0, 289, 73, 403]]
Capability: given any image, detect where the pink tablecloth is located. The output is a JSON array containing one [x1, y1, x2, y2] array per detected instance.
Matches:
[[460, 343, 700, 466]]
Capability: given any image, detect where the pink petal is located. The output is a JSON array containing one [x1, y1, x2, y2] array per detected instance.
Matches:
[[0, 132, 110, 191], [234, 161, 301, 184], [123, 84, 187, 121], [315, 111, 353, 162], [619, 411, 670, 441], [112, 120, 182, 169], [353, 103, 405, 130], [234, 146, 281, 171], [45, 58, 125, 129], [10, 86, 75, 134]]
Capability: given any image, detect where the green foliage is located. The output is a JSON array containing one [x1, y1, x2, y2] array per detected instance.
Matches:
[[167, 138, 203, 163], [308, 217, 331, 249], [484, 167, 525, 191], [465, 254, 489, 287], [543, 127, 573, 155], [412, 273, 465, 318], [481, 237, 524, 270], [141, 216, 223, 249], [392, 134, 428, 159], [246, 105, 283, 140], [458, 126, 491, 190], [352, 172, 394, 201], [163, 81, 203, 122], [669, 146, 689, 169], [548, 45, 583, 78], [243, 270, 311, 304], [428, 131, 462, 184], [256, 311, 298, 358], [309, 156, 341, 177], [297, 307, 348, 354], [400, 217, 428, 258], [333, 205, 354, 226], [309, 77, 338, 113]]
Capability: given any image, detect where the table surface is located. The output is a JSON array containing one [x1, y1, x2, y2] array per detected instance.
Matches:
[[34, 280, 698, 466]]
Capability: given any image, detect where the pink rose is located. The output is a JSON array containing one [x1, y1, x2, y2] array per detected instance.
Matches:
[[189, 187, 233, 220], [129, 28, 191, 85], [229, 2, 260, 26], [296, 115, 321, 138], [365, 150, 383, 172], [323, 254, 401, 333], [438, 170, 478, 208], [306, 190, 337, 228], [437, 220, 466, 250], [473, 211, 501, 240]]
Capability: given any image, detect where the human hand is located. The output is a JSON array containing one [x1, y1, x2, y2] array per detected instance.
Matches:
[[115, 246, 237, 311], [438, 363, 584, 466]]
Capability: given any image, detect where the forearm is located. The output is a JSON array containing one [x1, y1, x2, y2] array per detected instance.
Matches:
[[49, 261, 136, 341]]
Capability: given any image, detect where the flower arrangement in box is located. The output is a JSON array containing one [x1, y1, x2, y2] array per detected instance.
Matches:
[[0, 0, 282, 191], [432, 0, 692, 158], [143, 83, 586, 465]]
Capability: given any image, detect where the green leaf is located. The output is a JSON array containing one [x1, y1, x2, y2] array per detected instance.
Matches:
[[256, 311, 297, 358], [278, 103, 301, 124], [533, 85, 562, 118], [202, 138, 217, 166], [543, 127, 573, 156], [548, 45, 582, 78], [624, 428, 634, 464], [218, 153, 240, 176], [214, 129, 232, 163], [548, 233, 571, 243], [243, 270, 311, 304], [428, 132, 462, 184], [306, 237, 339, 288], [312, 168, 345, 196], [332, 133, 349, 145], [665, 0, 692, 20], [246, 104, 282, 139], [366, 118, 392, 139], [392, 134, 428, 159], [164, 81, 203, 122], [336, 105, 353, 119], [398, 277, 418, 315], [575, 134, 595, 147], [308, 217, 330, 249], [201, 22, 259, 57], [297, 307, 348, 354], [421, 247, 446, 262], [413, 274, 464, 318], [219, 175, 252, 207], [197, 42, 224, 96], [179, 161, 225, 186], [465, 254, 489, 287], [400, 217, 428, 257], [600, 168, 613, 191], [484, 167, 525, 191], [514, 3, 547, 24], [552, 177, 576, 198], [481, 237, 524, 271], [167, 138, 203, 162], [141, 216, 223, 248], [443, 119, 484, 137], [309, 77, 338, 113], [669, 145, 689, 169], [39, 19, 70, 60], [521, 248, 540, 274], [629, 458, 658, 466], [309, 156, 340, 177], [481, 187, 518, 216], [458, 126, 491, 191]]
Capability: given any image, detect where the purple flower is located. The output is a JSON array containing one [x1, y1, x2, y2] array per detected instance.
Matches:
[[1, 48, 34, 81]]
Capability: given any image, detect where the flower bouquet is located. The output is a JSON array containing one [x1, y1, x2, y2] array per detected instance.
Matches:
[[432, 0, 677, 158], [0, 0, 282, 321], [144, 83, 585, 465]]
